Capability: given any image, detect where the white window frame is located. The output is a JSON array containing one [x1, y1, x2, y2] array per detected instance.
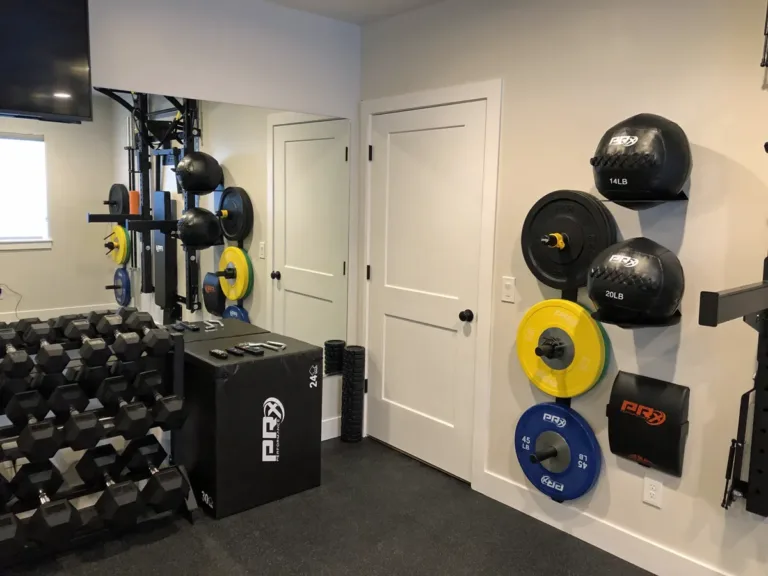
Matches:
[[0, 132, 52, 251]]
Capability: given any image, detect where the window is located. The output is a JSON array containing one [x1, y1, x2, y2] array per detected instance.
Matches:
[[0, 134, 49, 242]]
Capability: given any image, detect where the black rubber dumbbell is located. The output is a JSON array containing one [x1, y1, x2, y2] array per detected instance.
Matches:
[[63, 361, 109, 398], [76, 445, 144, 529], [64, 320, 111, 368], [10, 461, 81, 545], [48, 315, 81, 342], [0, 476, 24, 556], [95, 315, 142, 362], [110, 359, 142, 384], [0, 329, 34, 379], [124, 312, 172, 357], [12, 318, 40, 341], [133, 371, 186, 431], [120, 435, 189, 513], [5, 390, 62, 461], [23, 323, 71, 373], [48, 384, 104, 450], [97, 376, 152, 439]]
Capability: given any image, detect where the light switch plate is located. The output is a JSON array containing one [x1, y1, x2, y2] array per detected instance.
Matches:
[[501, 276, 515, 303], [259, 242, 266, 259]]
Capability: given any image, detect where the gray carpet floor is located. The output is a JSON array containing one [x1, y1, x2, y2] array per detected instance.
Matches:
[[8, 439, 651, 575]]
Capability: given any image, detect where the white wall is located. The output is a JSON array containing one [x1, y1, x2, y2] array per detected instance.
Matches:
[[0, 94, 119, 321], [89, 0, 361, 120], [363, 1, 768, 575], [198, 101, 276, 327]]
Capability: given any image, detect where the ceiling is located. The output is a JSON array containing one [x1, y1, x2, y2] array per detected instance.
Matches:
[[266, 0, 445, 24]]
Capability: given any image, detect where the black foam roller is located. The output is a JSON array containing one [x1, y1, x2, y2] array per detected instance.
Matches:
[[341, 345, 365, 443], [324, 340, 346, 375]]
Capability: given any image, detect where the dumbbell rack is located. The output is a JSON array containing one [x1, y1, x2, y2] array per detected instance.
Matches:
[[699, 257, 768, 515], [0, 314, 197, 567]]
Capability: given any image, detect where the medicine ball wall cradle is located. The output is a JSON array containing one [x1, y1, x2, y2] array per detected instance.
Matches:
[[606, 371, 690, 477], [700, 257, 768, 515], [590, 113, 692, 209], [521, 190, 618, 291], [588, 237, 685, 328]]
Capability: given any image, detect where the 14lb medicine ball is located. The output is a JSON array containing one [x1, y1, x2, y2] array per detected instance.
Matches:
[[588, 237, 684, 324], [177, 208, 221, 249], [590, 113, 692, 209], [176, 151, 224, 194]]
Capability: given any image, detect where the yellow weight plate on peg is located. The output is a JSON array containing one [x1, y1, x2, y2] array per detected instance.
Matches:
[[218, 247, 251, 301], [106, 225, 130, 265], [517, 299, 606, 398]]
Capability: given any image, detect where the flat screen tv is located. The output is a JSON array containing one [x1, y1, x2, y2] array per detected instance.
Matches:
[[0, 0, 92, 122]]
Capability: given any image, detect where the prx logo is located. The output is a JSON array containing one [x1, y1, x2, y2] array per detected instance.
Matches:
[[609, 135, 639, 147], [543, 413, 567, 428], [262, 397, 285, 462], [620, 400, 666, 426], [541, 475, 565, 492], [609, 254, 639, 268]]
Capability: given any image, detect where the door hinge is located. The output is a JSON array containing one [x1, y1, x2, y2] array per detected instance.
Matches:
[[366, 265, 371, 280], [368, 145, 373, 161], [343, 261, 346, 276], [345, 147, 349, 162], [364, 378, 368, 394]]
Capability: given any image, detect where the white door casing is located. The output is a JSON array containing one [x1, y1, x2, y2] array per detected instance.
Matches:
[[272, 119, 350, 347], [366, 100, 489, 481]]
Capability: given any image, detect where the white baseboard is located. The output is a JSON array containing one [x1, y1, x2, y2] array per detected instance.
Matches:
[[0, 303, 116, 323], [322, 416, 341, 441], [473, 470, 727, 576]]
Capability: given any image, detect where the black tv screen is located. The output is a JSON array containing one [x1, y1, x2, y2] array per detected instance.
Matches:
[[0, 0, 92, 122]]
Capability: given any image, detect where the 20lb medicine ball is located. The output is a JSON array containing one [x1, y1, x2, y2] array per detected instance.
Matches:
[[177, 208, 221, 249], [588, 237, 684, 325], [590, 113, 692, 209], [176, 151, 224, 194]]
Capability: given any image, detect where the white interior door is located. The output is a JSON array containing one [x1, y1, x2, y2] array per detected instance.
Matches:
[[367, 101, 487, 481], [273, 120, 349, 346]]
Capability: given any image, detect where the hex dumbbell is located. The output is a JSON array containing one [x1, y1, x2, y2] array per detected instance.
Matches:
[[64, 320, 111, 367], [0, 476, 24, 556], [125, 312, 172, 357], [23, 323, 72, 398], [0, 329, 34, 379], [5, 390, 62, 461], [95, 314, 142, 362], [11, 461, 81, 545], [48, 384, 104, 450], [48, 315, 81, 341], [119, 435, 189, 513], [76, 445, 144, 529], [97, 376, 152, 439], [133, 371, 186, 430]]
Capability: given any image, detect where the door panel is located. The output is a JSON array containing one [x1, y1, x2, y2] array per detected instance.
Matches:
[[367, 101, 487, 480], [273, 120, 349, 347]]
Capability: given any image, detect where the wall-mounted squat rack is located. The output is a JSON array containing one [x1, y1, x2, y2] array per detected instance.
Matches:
[[700, 257, 768, 516]]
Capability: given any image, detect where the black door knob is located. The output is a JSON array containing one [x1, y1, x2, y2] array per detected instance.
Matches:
[[459, 309, 474, 322], [271, 271, 281, 281]]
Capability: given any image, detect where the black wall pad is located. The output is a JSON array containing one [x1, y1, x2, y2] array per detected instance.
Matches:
[[606, 371, 690, 477], [341, 346, 365, 443]]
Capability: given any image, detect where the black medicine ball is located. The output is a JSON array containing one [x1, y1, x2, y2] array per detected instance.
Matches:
[[176, 151, 224, 194], [177, 208, 221, 249], [588, 237, 684, 324], [590, 113, 692, 209]]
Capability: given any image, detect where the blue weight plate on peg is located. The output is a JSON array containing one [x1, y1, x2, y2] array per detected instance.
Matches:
[[515, 402, 601, 501], [113, 268, 131, 307], [223, 305, 250, 323]]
